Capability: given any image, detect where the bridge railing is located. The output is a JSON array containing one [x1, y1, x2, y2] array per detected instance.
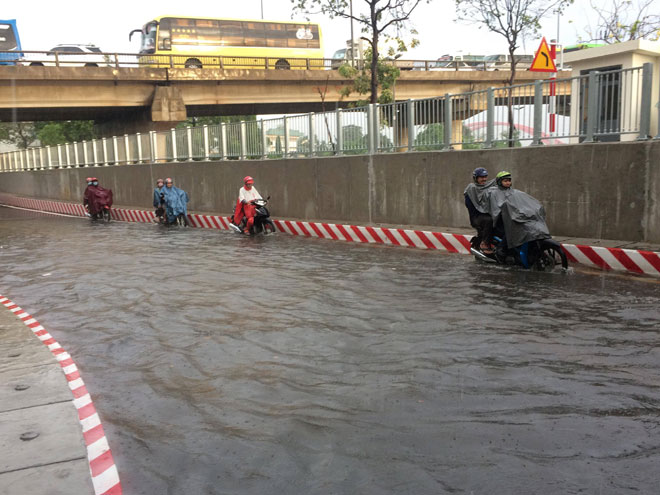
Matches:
[[0, 64, 657, 172], [2, 50, 534, 72]]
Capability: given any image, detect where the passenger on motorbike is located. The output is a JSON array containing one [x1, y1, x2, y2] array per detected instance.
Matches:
[[161, 178, 189, 225], [464, 167, 496, 254], [152, 178, 165, 223], [83, 177, 113, 218], [470, 171, 566, 270], [488, 171, 513, 244], [232, 176, 262, 235]]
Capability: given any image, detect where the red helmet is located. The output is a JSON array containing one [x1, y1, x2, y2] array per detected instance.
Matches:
[[243, 176, 254, 184], [85, 177, 92, 182], [165, 177, 173, 184], [90, 177, 98, 182]]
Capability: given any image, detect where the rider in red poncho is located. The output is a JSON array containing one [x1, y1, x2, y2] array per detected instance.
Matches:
[[83, 177, 113, 217]]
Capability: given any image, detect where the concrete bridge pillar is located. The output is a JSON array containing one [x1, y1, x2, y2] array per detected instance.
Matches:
[[94, 86, 187, 139]]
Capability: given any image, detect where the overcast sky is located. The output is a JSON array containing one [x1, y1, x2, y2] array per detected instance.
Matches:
[[4, 0, 600, 59]]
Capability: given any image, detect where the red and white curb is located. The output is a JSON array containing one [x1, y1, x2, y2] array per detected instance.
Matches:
[[2, 194, 660, 278], [0, 295, 122, 495]]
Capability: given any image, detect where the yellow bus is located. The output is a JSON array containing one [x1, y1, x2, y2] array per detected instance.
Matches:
[[129, 16, 324, 69]]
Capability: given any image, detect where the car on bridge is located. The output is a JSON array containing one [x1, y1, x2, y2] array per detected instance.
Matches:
[[23, 44, 110, 67]]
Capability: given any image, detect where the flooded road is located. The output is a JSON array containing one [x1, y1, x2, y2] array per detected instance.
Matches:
[[1, 206, 660, 495]]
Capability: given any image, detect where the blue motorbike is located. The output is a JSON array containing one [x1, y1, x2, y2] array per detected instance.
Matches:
[[470, 235, 568, 271]]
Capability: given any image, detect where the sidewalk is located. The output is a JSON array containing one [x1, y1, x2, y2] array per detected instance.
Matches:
[[0, 305, 93, 495]]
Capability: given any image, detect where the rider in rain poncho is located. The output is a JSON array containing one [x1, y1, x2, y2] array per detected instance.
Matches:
[[487, 171, 551, 249], [83, 177, 113, 216], [161, 178, 189, 224], [464, 167, 496, 253]]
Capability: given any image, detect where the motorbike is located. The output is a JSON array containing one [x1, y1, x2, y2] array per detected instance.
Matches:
[[470, 187, 568, 271], [87, 204, 111, 223], [230, 197, 277, 235], [470, 234, 568, 271]]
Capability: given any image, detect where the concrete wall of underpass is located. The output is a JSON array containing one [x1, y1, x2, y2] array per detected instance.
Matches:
[[1, 141, 659, 243]]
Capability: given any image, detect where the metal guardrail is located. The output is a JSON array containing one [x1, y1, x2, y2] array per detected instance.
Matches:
[[0, 64, 657, 172], [0, 50, 534, 71]]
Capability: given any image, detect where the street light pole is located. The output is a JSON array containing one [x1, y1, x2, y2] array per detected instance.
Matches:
[[261, 0, 264, 19], [350, 0, 355, 66]]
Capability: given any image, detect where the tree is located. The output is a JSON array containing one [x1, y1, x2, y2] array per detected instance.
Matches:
[[0, 122, 38, 149], [292, 0, 427, 104], [338, 51, 401, 106], [176, 115, 257, 128], [414, 123, 444, 150], [455, 0, 573, 146], [342, 124, 368, 150], [584, 0, 660, 43], [35, 121, 95, 146]]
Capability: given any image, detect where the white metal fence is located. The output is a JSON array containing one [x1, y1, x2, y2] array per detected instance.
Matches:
[[1, 64, 657, 172]]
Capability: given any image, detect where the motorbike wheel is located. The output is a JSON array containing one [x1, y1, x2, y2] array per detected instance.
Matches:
[[263, 219, 276, 235], [102, 209, 111, 223], [536, 241, 568, 271], [176, 214, 189, 227]]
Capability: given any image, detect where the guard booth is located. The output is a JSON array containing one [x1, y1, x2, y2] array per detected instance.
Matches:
[[563, 40, 660, 143]]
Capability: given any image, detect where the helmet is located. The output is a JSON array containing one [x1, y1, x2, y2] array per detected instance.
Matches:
[[156, 178, 164, 183], [243, 176, 254, 184], [90, 177, 98, 181], [472, 167, 488, 181], [165, 177, 173, 184], [85, 177, 92, 182], [496, 171, 512, 186]]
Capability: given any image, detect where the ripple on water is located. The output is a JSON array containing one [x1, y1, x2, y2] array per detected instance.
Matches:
[[1, 207, 660, 494]]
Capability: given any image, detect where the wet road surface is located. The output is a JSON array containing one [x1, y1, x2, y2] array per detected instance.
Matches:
[[1, 206, 660, 495]]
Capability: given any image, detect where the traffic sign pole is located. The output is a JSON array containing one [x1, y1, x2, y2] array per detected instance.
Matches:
[[549, 40, 557, 133]]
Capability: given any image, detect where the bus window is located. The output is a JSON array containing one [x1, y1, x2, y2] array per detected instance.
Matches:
[[243, 22, 266, 47], [219, 20, 244, 46], [287, 24, 319, 48], [265, 23, 288, 48]]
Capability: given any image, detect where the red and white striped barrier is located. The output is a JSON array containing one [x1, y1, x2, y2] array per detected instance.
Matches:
[[2, 194, 660, 278], [561, 243, 660, 277], [0, 294, 122, 495]]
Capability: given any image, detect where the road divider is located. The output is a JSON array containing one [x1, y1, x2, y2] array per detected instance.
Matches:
[[1, 193, 659, 278]]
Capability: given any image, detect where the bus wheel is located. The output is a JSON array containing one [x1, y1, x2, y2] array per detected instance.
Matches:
[[275, 59, 291, 70], [185, 59, 203, 69], [84, 63, 98, 67], [30, 62, 44, 66]]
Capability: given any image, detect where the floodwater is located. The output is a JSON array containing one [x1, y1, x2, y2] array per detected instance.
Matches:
[[1, 206, 660, 495]]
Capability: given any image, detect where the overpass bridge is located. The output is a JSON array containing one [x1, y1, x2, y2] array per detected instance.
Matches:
[[0, 64, 567, 135]]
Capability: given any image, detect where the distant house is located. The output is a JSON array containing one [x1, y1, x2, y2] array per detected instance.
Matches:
[[264, 125, 306, 153]]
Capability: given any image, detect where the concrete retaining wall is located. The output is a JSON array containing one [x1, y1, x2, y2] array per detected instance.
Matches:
[[1, 141, 658, 242]]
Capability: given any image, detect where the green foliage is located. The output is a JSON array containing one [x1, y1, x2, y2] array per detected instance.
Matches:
[[338, 52, 401, 106], [342, 124, 368, 150], [176, 115, 257, 128], [583, 0, 660, 44], [414, 123, 445, 150], [1, 120, 96, 149], [292, 0, 427, 103], [0, 122, 38, 149], [35, 121, 95, 146]]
